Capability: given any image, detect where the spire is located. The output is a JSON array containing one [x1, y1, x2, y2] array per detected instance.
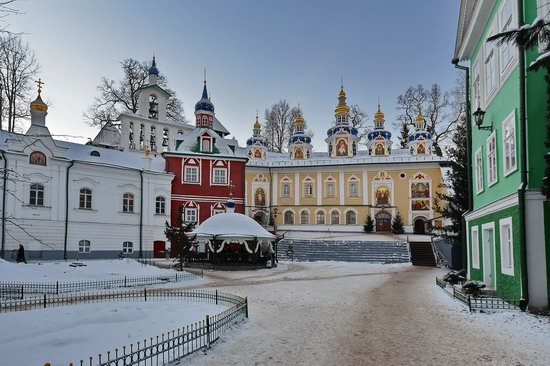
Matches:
[[335, 83, 350, 117], [30, 78, 48, 113], [148, 54, 159, 76], [374, 100, 385, 122], [253, 110, 261, 129], [201, 69, 209, 100]]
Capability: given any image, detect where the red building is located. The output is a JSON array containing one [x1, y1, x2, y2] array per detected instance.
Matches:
[[164, 81, 247, 226]]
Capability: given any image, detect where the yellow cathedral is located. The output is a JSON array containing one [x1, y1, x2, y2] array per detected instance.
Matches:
[[244, 86, 447, 234]]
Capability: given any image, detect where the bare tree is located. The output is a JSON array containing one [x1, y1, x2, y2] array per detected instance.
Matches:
[[0, 1, 21, 36], [0, 35, 39, 132], [395, 83, 464, 156], [263, 100, 311, 152], [84, 58, 186, 128], [348, 104, 369, 144]]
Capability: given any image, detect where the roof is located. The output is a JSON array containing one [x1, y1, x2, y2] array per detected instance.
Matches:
[[92, 122, 121, 147], [172, 127, 244, 158], [454, 0, 496, 60], [0, 130, 167, 173], [213, 117, 230, 135], [190, 212, 276, 240]]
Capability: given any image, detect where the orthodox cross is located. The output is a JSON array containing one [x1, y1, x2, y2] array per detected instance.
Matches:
[[229, 180, 235, 197], [35, 78, 44, 94]]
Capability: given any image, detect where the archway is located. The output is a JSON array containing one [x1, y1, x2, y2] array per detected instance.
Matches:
[[375, 212, 391, 232], [414, 218, 426, 234]]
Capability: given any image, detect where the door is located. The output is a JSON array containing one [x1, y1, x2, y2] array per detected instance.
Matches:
[[482, 226, 495, 288], [376, 212, 392, 232], [153, 241, 166, 258], [414, 218, 426, 234]]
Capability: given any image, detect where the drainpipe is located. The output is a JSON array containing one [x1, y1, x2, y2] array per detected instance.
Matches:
[[139, 170, 144, 258], [1, 150, 7, 259], [452, 58, 472, 271], [63, 161, 75, 260], [517, 0, 529, 309]]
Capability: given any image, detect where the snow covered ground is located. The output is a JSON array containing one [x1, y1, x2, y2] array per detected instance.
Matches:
[[0, 301, 227, 366], [0, 258, 185, 282]]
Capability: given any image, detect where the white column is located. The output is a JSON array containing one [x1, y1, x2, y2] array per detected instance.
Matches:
[[339, 171, 345, 205], [362, 169, 368, 205], [317, 172, 322, 206], [272, 172, 278, 206], [294, 172, 299, 206]]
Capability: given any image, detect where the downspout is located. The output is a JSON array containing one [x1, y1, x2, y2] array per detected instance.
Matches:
[[517, 0, 529, 309], [63, 161, 75, 260], [139, 170, 144, 258], [1, 150, 7, 259], [452, 58, 472, 271]]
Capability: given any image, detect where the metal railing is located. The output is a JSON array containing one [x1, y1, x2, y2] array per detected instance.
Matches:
[[30, 289, 247, 366], [0, 271, 202, 299]]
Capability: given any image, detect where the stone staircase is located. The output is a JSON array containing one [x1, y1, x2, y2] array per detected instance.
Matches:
[[409, 242, 437, 267], [276, 239, 410, 264]]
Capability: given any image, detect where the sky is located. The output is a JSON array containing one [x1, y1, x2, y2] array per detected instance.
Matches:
[[9, 0, 461, 150]]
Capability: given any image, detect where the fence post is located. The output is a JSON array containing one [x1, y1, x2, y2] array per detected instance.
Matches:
[[43, 293, 46, 309], [468, 295, 472, 312], [56, 281, 59, 295], [245, 297, 248, 318], [215, 290, 218, 305], [175, 273, 178, 282], [144, 288, 147, 302], [206, 315, 210, 348], [21, 285, 24, 300], [124, 276, 127, 287]]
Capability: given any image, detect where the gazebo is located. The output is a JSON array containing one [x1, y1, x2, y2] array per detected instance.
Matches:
[[188, 198, 277, 268]]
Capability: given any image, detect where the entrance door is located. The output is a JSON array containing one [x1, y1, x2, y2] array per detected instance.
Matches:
[[482, 225, 496, 288], [376, 212, 392, 232], [414, 218, 426, 234], [153, 241, 166, 258]]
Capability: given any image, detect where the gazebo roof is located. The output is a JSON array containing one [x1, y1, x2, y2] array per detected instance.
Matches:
[[190, 212, 276, 241]]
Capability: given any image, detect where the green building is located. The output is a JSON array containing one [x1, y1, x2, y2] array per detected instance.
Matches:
[[455, 0, 550, 310]]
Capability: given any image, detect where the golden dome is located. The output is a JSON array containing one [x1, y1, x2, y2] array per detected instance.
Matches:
[[416, 111, 425, 123], [335, 85, 350, 115], [374, 104, 384, 121], [338, 85, 346, 98], [253, 115, 261, 129], [294, 114, 305, 125], [30, 94, 48, 113]]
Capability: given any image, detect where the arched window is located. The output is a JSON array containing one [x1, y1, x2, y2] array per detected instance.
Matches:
[[300, 210, 309, 225], [79, 188, 92, 209], [201, 138, 210, 152], [331, 210, 340, 225], [316, 211, 325, 224], [148, 94, 159, 119], [346, 211, 357, 225], [304, 182, 313, 196], [349, 179, 359, 196], [155, 196, 166, 215], [123, 193, 134, 213], [29, 183, 44, 206], [326, 179, 336, 196], [122, 241, 134, 254], [78, 240, 91, 253], [90, 151, 100, 157], [284, 211, 294, 225], [29, 151, 46, 166]]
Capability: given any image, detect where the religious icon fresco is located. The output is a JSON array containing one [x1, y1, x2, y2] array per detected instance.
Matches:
[[255, 188, 266, 207], [336, 139, 348, 156], [411, 199, 430, 211], [375, 186, 390, 205], [411, 182, 430, 198]]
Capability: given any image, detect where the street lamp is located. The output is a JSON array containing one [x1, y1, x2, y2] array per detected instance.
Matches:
[[473, 106, 493, 131]]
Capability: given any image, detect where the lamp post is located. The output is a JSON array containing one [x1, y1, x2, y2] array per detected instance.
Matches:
[[473, 106, 493, 131]]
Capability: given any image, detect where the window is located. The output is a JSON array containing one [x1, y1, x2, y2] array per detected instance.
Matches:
[[502, 115, 516, 175], [499, 0, 515, 74], [213, 168, 227, 184], [349, 180, 358, 196], [316, 211, 325, 225], [90, 151, 100, 157], [300, 210, 309, 225], [122, 241, 133, 254], [326, 181, 335, 196], [155, 196, 166, 215], [484, 24, 498, 98], [472, 61, 481, 107], [185, 208, 198, 223], [537, 0, 550, 52], [284, 211, 294, 225], [475, 147, 484, 193], [213, 209, 225, 215], [304, 183, 313, 196], [29, 183, 44, 206], [331, 210, 340, 225], [29, 151, 46, 166], [201, 138, 211, 152], [184, 166, 199, 183], [345, 211, 357, 225], [471, 226, 480, 269], [486, 132, 498, 186], [499, 218, 514, 275], [78, 240, 91, 253], [123, 193, 134, 213], [282, 183, 291, 196], [79, 188, 92, 209]]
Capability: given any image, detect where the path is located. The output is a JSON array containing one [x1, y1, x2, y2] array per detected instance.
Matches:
[[174, 263, 550, 366]]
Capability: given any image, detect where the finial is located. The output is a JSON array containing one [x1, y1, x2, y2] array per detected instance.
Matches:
[[377, 97, 381, 111], [204, 68, 207, 84], [152, 53, 156, 66], [35, 78, 44, 95]]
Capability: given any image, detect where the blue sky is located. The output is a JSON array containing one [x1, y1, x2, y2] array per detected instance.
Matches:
[[11, 0, 461, 149]]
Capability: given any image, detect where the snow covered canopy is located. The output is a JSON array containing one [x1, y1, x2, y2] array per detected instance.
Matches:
[[189, 212, 276, 241]]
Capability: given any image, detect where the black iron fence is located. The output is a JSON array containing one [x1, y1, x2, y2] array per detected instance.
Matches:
[[0, 271, 203, 300], [435, 277, 520, 311], [27, 289, 247, 366]]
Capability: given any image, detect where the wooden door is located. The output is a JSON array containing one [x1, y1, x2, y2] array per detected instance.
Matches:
[[414, 218, 426, 234], [153, 241, 166, 258], [376, 212, 391, 232]]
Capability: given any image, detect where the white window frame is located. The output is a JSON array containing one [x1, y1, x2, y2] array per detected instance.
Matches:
[[486, 131, 498, 187], [537, 0, 550, 52], [304, 182, 313, 196], [78, 240, 91, 253], [471, 226, 480, 269], [349, 180, 358, 196], [122, 241, 134, 254], [122, 193, 135, 213], [155, 196, 166, 215], [501, 111, 517, 176], [79, 188, 92, 210], [29, 183, 45, 206], [345, 210, 357, 225], [498, 0, 516, 78], [184, 208, 198, 223], [300, 210, 309, 225], [282, 183, 291, 197], [326, 181, 336, 197], [475, 147, 484, 194], [316, 210, 325, 225], [472, 60, 481, 108], [330, 210, 340, 225], [484, 22, 498, 102], [212, 209, 225, 216], [499, 217, 514, 276], [184, 166, 199, 183], [212, 167, 227, 185]]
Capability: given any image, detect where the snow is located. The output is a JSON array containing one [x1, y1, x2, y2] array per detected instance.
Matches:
[[0, 259, 182, 282], [190, 212, 276, 240], [530, 50, 550, 68], [0, 301, 227, 366]]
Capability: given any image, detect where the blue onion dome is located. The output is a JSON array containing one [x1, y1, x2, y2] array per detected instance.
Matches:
[[247, 136, 268, 146], [148, 56, 159, 76], [407, 131, 432, 142], [290, 135, 312, 144], [226, 198, 236, 208], [367, 130, 392, 141], [195, 82, 215, 113], [326, 125, 358, 137]]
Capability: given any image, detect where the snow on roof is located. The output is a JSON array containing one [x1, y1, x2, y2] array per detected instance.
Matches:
[[190, 212, 276, 240], [213, 117, 230, 135], [173, 127, 242, 158]]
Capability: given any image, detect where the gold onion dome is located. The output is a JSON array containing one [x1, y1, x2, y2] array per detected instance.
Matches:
[[335, 86, 350, 114], [31, 78, 48, 112], [294, 114, 305, 125], [374, 104, 385, 121], [253, 114, 261, 129], [416, 111, 425, 123]]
